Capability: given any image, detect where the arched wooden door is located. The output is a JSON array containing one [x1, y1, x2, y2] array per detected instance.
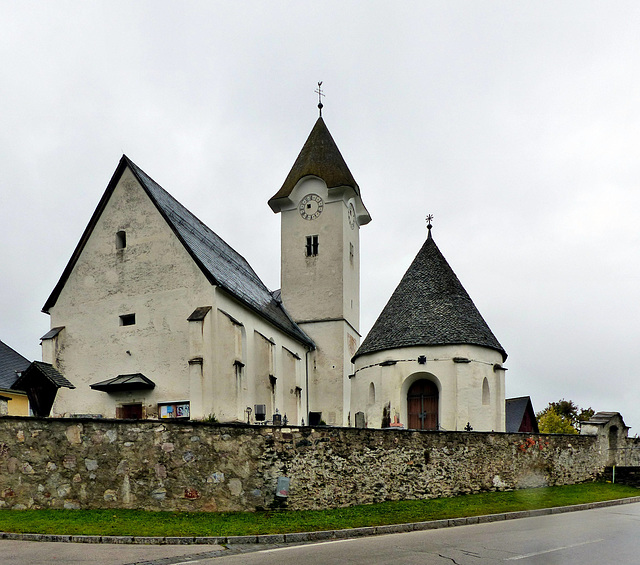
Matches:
[[407, 379, 439, 430]]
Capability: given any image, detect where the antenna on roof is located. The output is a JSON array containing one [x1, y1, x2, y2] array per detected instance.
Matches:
[[426, 213, 434, 234], [315, 81, 325, 117]]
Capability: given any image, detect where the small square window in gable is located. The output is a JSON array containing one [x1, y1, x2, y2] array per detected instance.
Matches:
[[119, 314, 135, 326]]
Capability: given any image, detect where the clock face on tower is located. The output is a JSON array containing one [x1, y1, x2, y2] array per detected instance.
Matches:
[[299, 194, 324, 220], [347, 202, 356, 229]]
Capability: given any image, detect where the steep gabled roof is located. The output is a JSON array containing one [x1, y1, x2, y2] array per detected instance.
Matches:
[[583, 412, 623, 426], [268, 117, 360, 207], [13, 361, 75, 390], [353, 230, 506, 361], [505, 396, 538, 433], [0, 340, 31, 389], [43, 156, 314, 348]]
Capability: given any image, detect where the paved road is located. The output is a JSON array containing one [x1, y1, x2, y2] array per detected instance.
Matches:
[[207, 502, 640, 565], [1, 502, 639, 565]]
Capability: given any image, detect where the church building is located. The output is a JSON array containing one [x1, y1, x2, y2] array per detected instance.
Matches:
[[349, 219, 507, 431], [40, 111, 505, 430], [42, 116, 368, 426]]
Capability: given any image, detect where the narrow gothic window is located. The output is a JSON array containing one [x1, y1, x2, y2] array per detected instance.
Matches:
[[306, 235, 319, 257], [116, 230, 126, 250], [349, 242, 354, 265], [482, 377, 490, 405]]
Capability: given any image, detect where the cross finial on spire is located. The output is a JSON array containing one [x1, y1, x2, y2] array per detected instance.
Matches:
[[426, 213, 434, 234], [315, 81, 325, 117]]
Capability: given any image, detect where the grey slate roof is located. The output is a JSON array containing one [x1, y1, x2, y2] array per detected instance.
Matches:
[[43, 156, 314, 349], [353, 230, 507, 361], [505, 396, 538, 433], [583, 411, 622, 425], [90, 373, 155, 392], [0, 340, 30, 389], [268, 117, 360, 207]]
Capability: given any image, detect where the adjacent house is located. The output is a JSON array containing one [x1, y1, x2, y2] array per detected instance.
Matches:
[[0, 339, 31, 416]]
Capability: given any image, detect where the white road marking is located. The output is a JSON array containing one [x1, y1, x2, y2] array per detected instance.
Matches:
[[261, 538, 358, 552], [505, 538, 604, 560], [169, 538, 357, 564]]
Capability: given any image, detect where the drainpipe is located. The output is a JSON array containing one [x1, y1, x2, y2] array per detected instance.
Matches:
[[305, 348, 311, 426]]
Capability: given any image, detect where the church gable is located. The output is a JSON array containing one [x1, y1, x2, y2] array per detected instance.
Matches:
[[44, 156, 313, 349], [45, 164, 210, 317]]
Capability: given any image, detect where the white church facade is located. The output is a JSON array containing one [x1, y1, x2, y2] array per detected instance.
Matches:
[[41, 115, 507, 430]]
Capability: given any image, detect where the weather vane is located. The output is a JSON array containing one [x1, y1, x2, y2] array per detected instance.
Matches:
[[315, 81, 325, 117], [426, 213, 434, 232]]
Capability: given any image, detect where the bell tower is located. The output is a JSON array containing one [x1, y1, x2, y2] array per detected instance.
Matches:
[[268, 113, 370, 426]]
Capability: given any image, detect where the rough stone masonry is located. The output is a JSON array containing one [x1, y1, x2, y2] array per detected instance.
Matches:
[[0, 415, 627, 512]]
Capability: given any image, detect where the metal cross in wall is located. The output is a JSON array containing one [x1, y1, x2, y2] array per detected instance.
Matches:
[[315, 81, 325, 117], [418, 411, 428, 428]]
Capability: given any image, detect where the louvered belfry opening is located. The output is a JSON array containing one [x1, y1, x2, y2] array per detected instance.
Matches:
[[407, 379, 439, 430]]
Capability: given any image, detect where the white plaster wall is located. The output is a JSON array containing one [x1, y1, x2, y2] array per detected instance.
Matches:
[[301, 320, 359, 426], [214, 290, 309, 425], [278, 176, 363, 427], [49, 171, 214, 418], [47, 169, 311, 423], [351, 344, 506, 431]]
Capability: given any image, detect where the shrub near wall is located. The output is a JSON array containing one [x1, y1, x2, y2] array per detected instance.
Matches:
[[0, 416, 605, 513]]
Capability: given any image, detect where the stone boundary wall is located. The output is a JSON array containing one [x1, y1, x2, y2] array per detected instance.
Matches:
[[0, 416, 608, 512]]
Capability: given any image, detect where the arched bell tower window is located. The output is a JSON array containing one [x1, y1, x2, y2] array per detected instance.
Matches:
[[482, 377, 490, 405]]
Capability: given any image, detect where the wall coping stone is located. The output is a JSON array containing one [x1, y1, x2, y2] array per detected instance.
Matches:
[[1, 496, 637, 545], [0, 414, 588, 436]]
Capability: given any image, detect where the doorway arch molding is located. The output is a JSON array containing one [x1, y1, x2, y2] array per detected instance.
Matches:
[[401, 372, 441, 430]]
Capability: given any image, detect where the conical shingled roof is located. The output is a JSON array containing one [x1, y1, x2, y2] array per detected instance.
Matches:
[[268, 117, 360, 207], [353, 230, 506, 361]]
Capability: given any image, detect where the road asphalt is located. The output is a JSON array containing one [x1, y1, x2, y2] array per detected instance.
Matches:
[[1, 496, 639, 564]]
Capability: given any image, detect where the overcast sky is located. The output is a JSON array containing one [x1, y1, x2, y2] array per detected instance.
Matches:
[[1, 1, 639, 431]]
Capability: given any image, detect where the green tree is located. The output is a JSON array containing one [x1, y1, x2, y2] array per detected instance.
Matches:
[[537, 407, 578, 434], [536, 399, 594, 434]]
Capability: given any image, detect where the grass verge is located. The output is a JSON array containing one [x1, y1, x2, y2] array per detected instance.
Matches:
[[0, 483, 636, 537]]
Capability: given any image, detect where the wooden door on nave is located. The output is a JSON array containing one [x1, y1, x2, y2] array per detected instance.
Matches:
[[407, 379, 438, 430]]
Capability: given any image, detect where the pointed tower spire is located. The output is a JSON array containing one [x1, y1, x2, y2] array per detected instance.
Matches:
[[353, 227, 506, 362], [268, 117, 369, 223]]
